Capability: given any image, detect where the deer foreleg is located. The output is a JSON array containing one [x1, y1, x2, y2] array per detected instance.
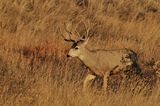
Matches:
[[103, 71, 110, 93], [83, 74, 96, 93]]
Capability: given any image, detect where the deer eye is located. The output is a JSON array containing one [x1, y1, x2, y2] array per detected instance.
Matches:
[[75, 47, 79, 50]]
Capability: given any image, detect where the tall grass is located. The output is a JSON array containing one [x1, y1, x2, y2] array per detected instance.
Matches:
[[0, 0, 160, 106]]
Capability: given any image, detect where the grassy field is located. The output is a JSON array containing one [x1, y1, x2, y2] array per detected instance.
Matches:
[[0, 0, 160, 106]]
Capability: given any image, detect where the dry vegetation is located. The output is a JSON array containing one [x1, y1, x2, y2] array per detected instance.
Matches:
[[0, 0, 160, 106]]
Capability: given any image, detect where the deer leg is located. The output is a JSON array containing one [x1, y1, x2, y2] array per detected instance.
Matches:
[[103, 71, 110, 93], [83, 74, 96, 93]]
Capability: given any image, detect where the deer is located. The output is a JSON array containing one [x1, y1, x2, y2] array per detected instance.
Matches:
[[60, 22, 141, 93]]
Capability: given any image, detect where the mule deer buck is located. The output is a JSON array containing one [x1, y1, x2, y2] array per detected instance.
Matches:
[[60, 22, 141, 93]]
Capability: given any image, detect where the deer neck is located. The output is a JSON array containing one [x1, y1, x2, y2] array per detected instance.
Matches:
[[79, 47, 96, 65]]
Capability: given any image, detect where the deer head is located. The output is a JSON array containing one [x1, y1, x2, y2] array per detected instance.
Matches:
[[60, 21, 91, 58]]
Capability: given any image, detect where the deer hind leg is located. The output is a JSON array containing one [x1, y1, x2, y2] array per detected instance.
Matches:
[[103, 71, 110, 94], [83, 74, 96, 93]]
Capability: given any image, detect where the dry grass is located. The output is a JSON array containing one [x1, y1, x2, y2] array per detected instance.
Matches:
[[0, 0, 160, 106]]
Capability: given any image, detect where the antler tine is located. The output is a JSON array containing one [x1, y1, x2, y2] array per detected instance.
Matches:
[[74, 21, 84, 41], [83, 21, 90, 40], [75, 21, 91, 41], [59, 23, 75, 42], [75, 25, 84, 40], [62, 23, 75, 42], [59, 26, 67, 40]]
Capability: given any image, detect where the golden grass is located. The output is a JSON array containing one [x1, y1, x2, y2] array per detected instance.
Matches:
[[0, 0, 160, 106]]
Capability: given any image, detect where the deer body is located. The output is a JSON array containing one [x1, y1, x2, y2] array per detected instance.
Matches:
[[60, 22, 140, 93], [77, 48, 136, 76], [67, 40, 139, 92]]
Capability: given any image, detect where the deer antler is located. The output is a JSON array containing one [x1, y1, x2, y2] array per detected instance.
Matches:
[[59, 21, 91, 42], [59, 23, 76, 43], [83, 21, 90, 40], [75, 21, 91, 41]]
